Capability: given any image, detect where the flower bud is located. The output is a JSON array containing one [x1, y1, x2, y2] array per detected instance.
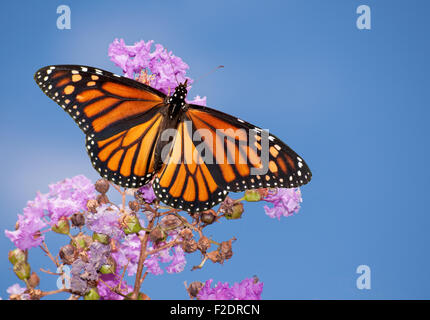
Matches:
[[73, 234, 92, 250], [244, 189, 261, 202], [95, 179, 110, 194], [99, 264, 115, 274], [149, 227, 166, 243], [52, 218, 70, 235], [84, 288, 100, 300], [28, 272, 40, 288], [86, 199, 99, 213], [122, 214, 143, 234], [92, 232, 110, 245], [13, 262, 31, 280], [71, 213, 85, 227], [201, 211, 216, 224], [59, 244, 77, 265], [225, 203, 244, 220], [187, 281, 203, 298], [129, 200, 140, 212], [8, 248, 26, 265], [197, 236, 211, 253]]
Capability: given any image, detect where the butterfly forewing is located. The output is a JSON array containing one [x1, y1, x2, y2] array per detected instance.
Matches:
[[34, 65, 166, 138], [34, 65, 168, 188]]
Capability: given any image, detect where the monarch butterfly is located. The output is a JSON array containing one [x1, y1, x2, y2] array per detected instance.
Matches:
[[34, 65, 312, 212]]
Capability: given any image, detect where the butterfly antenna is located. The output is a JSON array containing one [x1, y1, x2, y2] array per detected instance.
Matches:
[[193, 65, 224, 85], [165, 48, 180, 85]]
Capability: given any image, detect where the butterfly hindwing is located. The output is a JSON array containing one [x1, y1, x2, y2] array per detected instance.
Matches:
[[86, 106, 167, 188], [153, 118, 228, 212]]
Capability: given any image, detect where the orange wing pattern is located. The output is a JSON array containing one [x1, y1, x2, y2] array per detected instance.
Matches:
[[153, 105, 311, 212], [34, 65, 165, 139], [35, 65, 167, 187], [86, 108, 165, 187], [185, 105, 312, 193], [153, 119, 228, 212]]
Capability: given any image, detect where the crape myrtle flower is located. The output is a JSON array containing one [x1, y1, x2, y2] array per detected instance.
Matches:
[[137, 183, 157, 204], [5, 175, 96, 250], [5, 214, 46, 250], [112, 233, 141, 276], [86, 204, 124, 240], [263, 188, 302, 220], [97, 273, 132, 300], [108, 38, 206, 105], [112, 231, 187, 276], [197, 278, 263, 300]]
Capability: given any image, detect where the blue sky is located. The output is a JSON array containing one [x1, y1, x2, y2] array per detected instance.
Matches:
[[0, 0, 429, 299]]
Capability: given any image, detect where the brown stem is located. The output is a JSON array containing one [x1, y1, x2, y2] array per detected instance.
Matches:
[[146, 239, 181, 256], [39, 288, 72, 298], [39, 268, 62, 276], [39, 241, 59, 267], [131, 216, 155, 299]]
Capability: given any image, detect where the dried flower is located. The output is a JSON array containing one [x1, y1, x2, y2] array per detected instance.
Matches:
[[197, 236, 211, 253], [71, 213, 85, 227], [187, 281, 203, 299], [59, 244, 77, 265]]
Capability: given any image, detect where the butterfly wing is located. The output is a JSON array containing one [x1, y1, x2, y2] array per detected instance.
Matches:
[[152, 117, 228, 212], [185, 104, 312, 191], [34, 65, 167, 186], [152, 104, 311, 212]]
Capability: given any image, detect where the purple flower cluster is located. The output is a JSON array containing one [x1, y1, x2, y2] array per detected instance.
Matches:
[[263, 188, 302, 220], [137, 183, 156, 203], [197, 278, 264, 300], [112, 232, 186, 276], [97, 273, 132, 300], [87, 204, 124, 240], [108, 38, 206, 105], [5, 175, 95, 250], [71, 242, 111, 295]]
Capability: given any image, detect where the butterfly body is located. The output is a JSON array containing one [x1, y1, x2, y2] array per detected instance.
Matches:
[[34, 65, 312, 212]]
